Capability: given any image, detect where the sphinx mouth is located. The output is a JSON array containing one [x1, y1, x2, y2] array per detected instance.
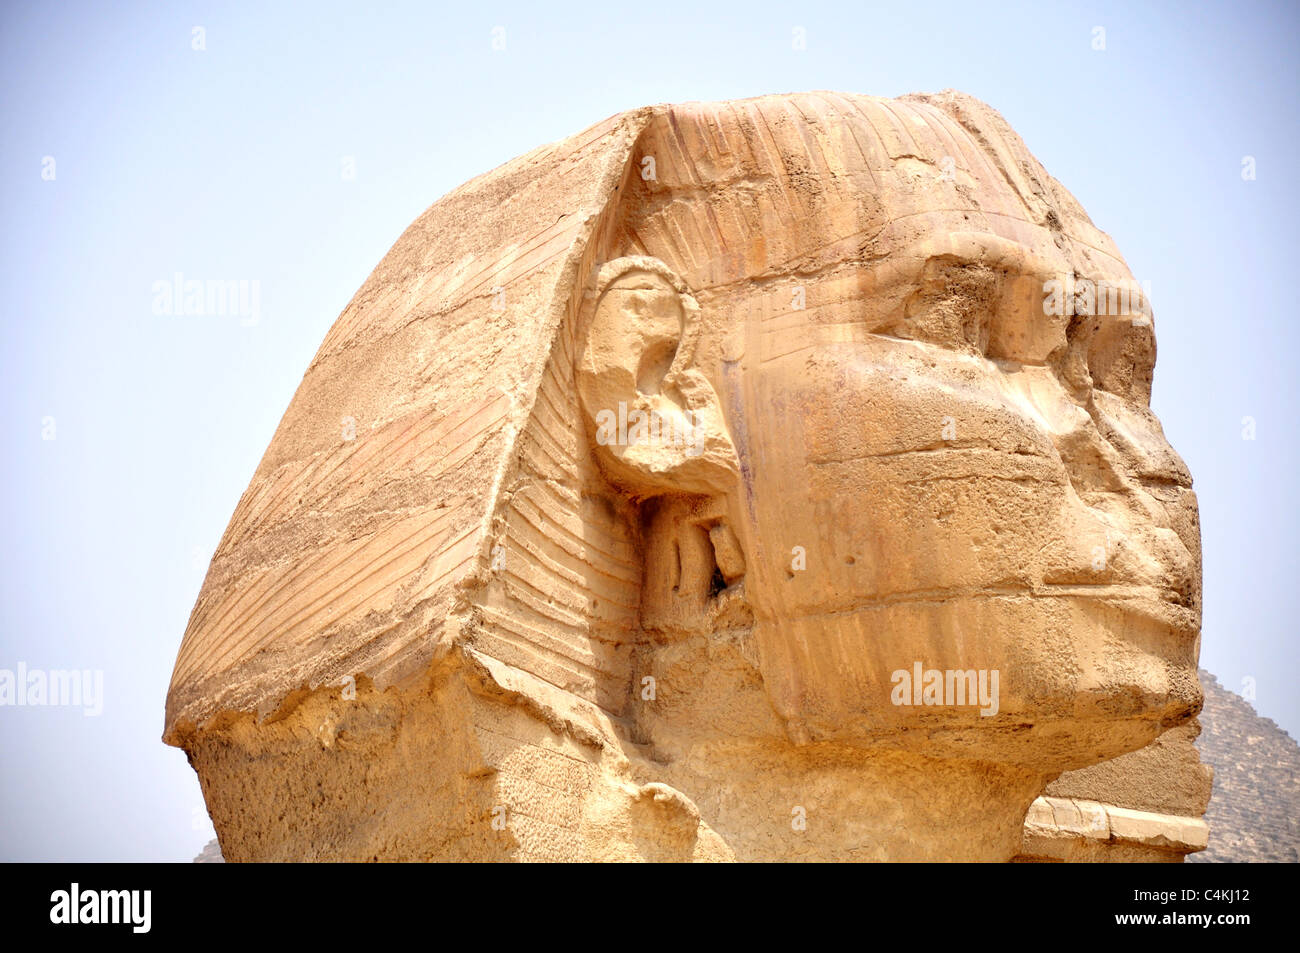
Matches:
[[805, 581, 1200, 637], [1035, 583, 1201, 636]]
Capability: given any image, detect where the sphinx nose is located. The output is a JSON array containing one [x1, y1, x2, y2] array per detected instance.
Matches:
[[1089, 392, 1202, 608], [1050, 408, 1132, 497], [1043, 388, 1200, 604], [1088, 389, 1193, 489]]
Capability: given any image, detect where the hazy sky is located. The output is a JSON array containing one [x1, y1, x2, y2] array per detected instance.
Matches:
[[2, 0, 1296, 861]]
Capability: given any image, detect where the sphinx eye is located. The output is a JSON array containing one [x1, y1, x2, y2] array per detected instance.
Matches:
[[891, 257, 1000, 354]]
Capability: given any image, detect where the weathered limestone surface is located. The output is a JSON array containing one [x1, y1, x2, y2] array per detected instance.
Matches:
[[165, 91, 1205, 861], [1020, 711, 1213, 861], [1018, 795, 1208, 863], [1046, 719, 1212, 818]]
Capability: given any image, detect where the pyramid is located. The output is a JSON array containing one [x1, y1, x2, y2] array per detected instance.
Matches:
[[1189, 669, 1300, 863]]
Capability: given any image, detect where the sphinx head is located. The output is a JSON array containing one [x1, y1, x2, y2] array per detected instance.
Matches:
[[166, 92, 1204, 861]]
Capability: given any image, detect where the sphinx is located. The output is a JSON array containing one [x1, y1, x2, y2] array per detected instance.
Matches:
[[164, 90, 1205, 861]]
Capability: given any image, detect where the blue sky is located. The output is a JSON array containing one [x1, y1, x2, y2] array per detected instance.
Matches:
[[2, 0, 1296, 861]]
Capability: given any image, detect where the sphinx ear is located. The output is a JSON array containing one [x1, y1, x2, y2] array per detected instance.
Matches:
[[576, 256, 738, 498]]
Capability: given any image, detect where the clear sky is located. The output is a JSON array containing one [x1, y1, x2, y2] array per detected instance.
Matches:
[[1, 0, 1296, 861]]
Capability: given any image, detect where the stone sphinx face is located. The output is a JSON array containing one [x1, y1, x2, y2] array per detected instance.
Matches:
[[579, 97, 1202, 770], [736, 228, 1202, 763]]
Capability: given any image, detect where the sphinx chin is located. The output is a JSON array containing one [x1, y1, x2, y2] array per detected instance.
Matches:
[[749, 589, 1201, 771]]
